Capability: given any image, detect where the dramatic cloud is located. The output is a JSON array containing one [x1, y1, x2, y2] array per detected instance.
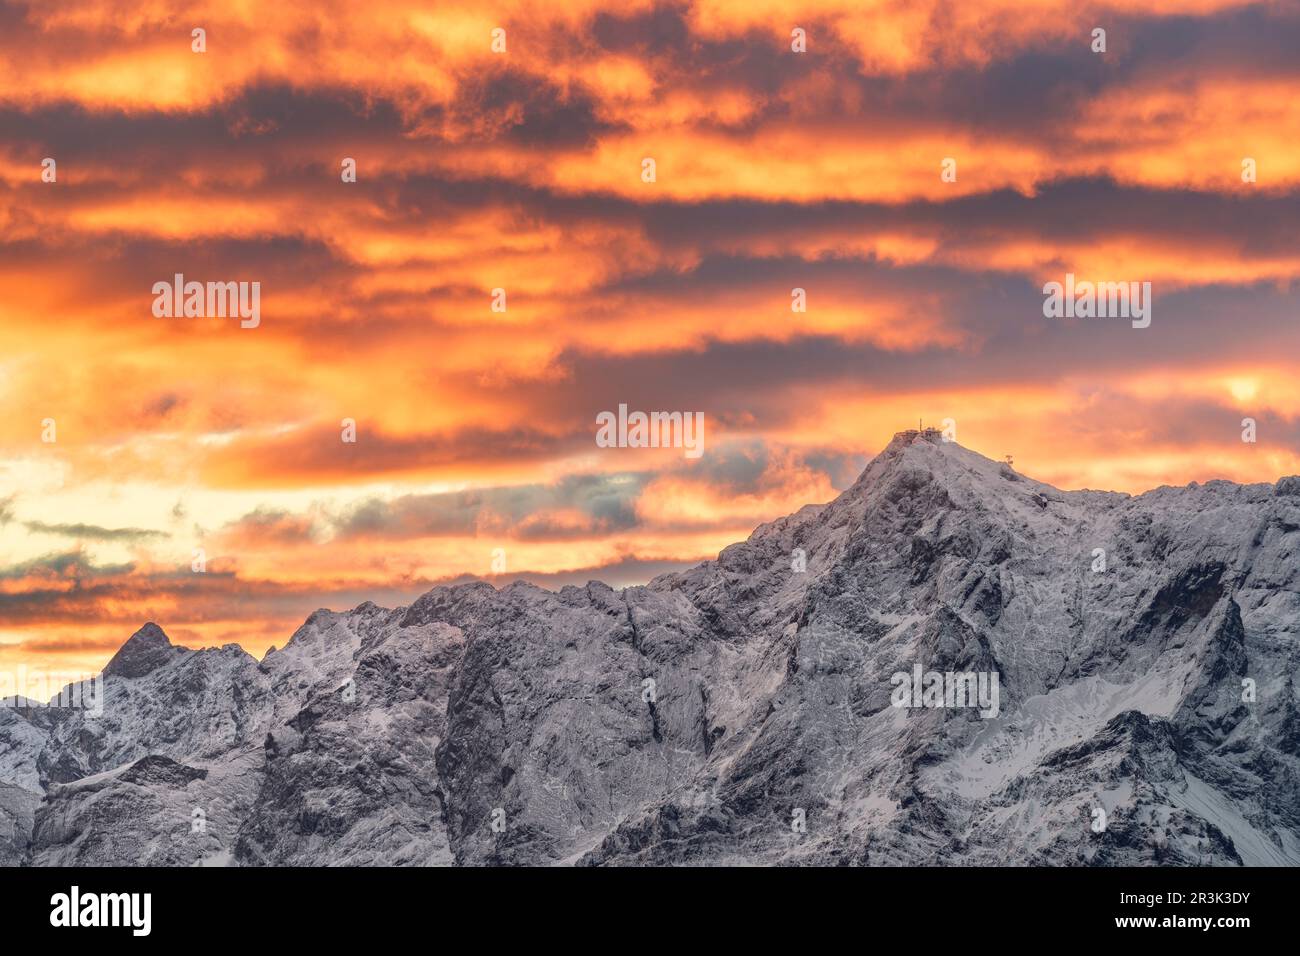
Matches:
[[2, 0, 1297, 674]]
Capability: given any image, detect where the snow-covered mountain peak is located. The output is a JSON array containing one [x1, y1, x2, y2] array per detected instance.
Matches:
[[102, 622, 186, 680], [4, 433, 1300, 867]]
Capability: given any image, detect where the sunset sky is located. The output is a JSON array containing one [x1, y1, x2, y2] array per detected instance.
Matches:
[[2, 0, 1299, 678]]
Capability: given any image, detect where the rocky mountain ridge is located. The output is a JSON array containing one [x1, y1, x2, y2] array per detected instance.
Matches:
[[3, 430, 1299, 866]]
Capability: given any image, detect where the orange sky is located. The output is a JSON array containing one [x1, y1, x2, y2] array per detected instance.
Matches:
[[2, 0, 1299, 679]]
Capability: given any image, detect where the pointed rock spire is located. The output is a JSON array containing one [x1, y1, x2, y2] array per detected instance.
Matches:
[[103, 622, 181, 679]]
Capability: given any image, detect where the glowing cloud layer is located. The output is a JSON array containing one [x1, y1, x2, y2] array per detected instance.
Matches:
[[2, 0, 1298, 674]]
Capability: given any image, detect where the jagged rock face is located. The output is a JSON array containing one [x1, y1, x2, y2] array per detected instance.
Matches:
[[3, 431, 1300, 866], [102, 622, 186, 679], [0, 782, 40, 865], [236, 609, 464, 865]]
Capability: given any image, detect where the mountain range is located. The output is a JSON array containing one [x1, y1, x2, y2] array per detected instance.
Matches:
[[3, 429, 1299, 866]]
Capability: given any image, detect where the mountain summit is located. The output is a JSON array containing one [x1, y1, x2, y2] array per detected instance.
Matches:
[[103, 622, 180, 679], [3, 436, 1299, 866]]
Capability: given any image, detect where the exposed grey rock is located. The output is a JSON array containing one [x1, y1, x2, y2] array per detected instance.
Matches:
[[0, 781, 39, 865], [103, 623, 186, 679], [3, 431, 1299, 866]]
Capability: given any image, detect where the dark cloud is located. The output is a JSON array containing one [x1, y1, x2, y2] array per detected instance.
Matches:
[[217, 507, 319, 546], [142, 392, 186, 420], [320, 436, 854, 538], [206, 422, 596, 488], [333, 472, 647, 540], [495, 276, 1300, 430], [24, 521, 168, 542], [0, 550, 135, 580]]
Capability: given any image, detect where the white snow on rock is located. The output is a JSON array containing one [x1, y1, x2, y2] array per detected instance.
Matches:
[[2, 430, 1298, 866]]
